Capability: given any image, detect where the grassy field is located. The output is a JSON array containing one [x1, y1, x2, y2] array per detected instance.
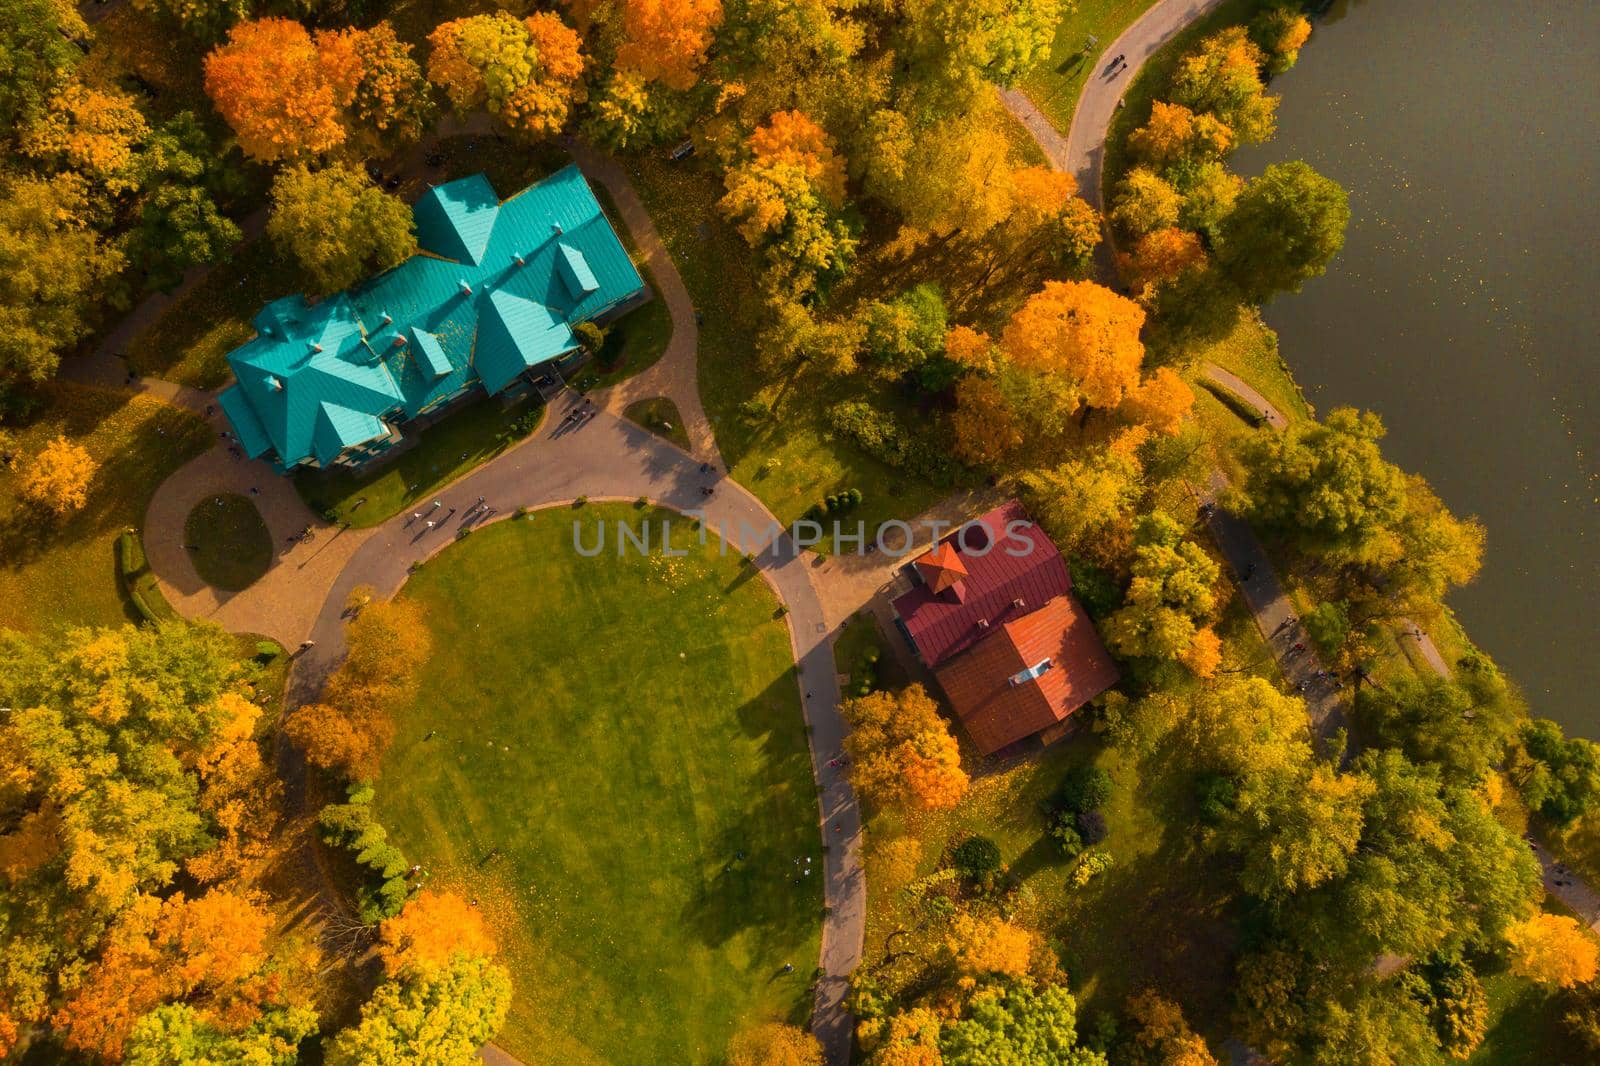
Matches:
[[377, 507, 822, 1063], [295, 394, 544, 527], [623, 397, 691, 451], [0, 383, 211, 632], [184, 493, 273, 590]]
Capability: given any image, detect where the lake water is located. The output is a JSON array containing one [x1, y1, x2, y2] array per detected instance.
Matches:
[[1232, 0, 1600, 733]]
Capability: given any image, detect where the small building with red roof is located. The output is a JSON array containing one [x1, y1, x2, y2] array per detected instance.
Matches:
[[891, 500, 1119, 755]]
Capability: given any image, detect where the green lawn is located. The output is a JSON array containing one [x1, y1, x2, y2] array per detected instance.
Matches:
[[832, 612, 911, 698], [1022, 0, 1160, 136], [0, 383, 212, 632], [294, 394, 544, 527], [1472, 958, 1592, 1064], [623, 397, 691, 451], [184, 493, 272, 590], [377, 507, 823, 1063]]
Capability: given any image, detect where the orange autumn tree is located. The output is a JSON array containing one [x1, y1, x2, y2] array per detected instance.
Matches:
[[842, 685, 968, 812], [949, 914, 1039, 980], [1001, 279, 1148, 413], [1128, 100, 1233, 167], [204, 18, 346, 161], [54, 890, 310, 1062], [428, 12, 585, 140], [951, 375, 1022, 466], [1121, 367, 1196, 436], [1122, 227, 1207, 297], [378, 891, 497, 978], [186, 691, 285, 885], [748, 110, 847, 205], [1505, 913, 1600, 989], [616, 0, 723, 90], [285, 596, 431, 780]]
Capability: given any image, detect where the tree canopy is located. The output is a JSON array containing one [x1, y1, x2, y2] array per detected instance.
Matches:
[[266, 164, 416, 295]]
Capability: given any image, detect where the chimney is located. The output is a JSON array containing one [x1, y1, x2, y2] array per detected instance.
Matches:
[[391, 334, 407, 347], [309, 342, 323, 354], [1012, 597, 1025, 609], [459, 280, 473, 296], [551, 222, 563, 235], [380, 311, 393, 326], [514, 254, 526, 266], [977, 618, 989, 629]]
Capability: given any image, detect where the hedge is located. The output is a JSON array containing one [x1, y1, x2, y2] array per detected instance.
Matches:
[[117, 530, 179, 624]]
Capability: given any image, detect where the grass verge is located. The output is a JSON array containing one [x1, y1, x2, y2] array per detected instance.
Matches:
[[623, 396, 691, 451]]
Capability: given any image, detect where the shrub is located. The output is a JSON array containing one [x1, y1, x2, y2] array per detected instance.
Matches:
[[1076, 809, 1109, 846], [1303, 600, 1350, 659], [1058, 765, 1113, 813], [509, 407, 543, 438], [827, 400, 961, 485], [952, 836, 1002, 882], [574, 319, 606, 352], [1049, 814, 1084, 859], [741, 397, 773, 421], [117, 530, 178, 623], [1071, 850, 1113, 887]]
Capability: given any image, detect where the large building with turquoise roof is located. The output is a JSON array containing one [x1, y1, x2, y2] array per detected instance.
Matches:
[[217, 165, 645, 472]]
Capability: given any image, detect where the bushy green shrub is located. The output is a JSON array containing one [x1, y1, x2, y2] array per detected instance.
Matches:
[[952, 835, 1002, 882], [1071, 850, 1113, 888], [827, 401, 960, 485], [1076, 809, 1108, 846], [1049, 813, 1084, 859], [1057, 765, 1113, 814]]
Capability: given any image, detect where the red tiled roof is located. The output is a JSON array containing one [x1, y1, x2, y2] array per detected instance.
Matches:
[[892, 500, 1071, 667], [915, 541, 969, 594], [934, 594, 1121, 755]]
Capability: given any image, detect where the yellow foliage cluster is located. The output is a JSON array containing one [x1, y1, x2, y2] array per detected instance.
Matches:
[[1505, 913, 1600, 989], [428, 12, 586, 139], [18, 435, 95, 518], [21, 84, 149, 192], [842, 685, 968, 812]]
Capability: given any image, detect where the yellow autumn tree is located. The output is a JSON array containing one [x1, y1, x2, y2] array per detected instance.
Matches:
[[1505, 914, 1600, 989], [727, 1022, 823, 1066], [949, 914, 1037, 980], [1178, 626, 1222, 679], [20, 84, 149, 192], [616, 0, 723, 90], [19, 435, 95, 517], [1001, 280, 1148, 412], [428, 12, 585, 139], [1128, 100, 1233, 167], [749, 110, 847, 204], [379, 890, 497, 977], [842, 685, 968, 812], [1123, 989, 1219, 1066], [1121, 367, 1196, 436]]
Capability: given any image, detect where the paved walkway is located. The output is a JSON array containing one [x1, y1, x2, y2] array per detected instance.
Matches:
[[286, 402, 863, 1062], [567, 141, 723, 467], [1201, 363, 1289, 429]]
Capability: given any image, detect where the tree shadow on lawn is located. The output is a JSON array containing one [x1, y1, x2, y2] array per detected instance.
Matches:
[[679, 671, 824, 959]]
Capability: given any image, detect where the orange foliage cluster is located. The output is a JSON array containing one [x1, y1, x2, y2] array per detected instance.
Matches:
[[1505, 914, 1600, 989], [1121, 227, 1207, 296], [54, 891, 312, 1061], [1001, 280, 1148, 411], [951, 376, 1022, 467], [378, 890, 498, 977], [1121, 367, 1196, 437], [18, 435, 96, 517], [842, 685, 969, 812], [285, 597, 431, 781], [617, 0, 724, 91], [749, 110, 847, 205]]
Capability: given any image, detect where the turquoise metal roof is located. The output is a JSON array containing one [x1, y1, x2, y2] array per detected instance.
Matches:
[[222, 165, 645, 469], [414, 175, 499, 265]]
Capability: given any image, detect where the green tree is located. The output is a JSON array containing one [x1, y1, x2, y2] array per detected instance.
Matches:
[[940, 981, 1106, 1064], [326, 954, 512, 1066], [1357, 674, 1515, 787], [861, 283, 949, 383], [130, 114, 243, 293], [899, 0, 1061, 114], [1014, 445, 1144, 560], [1218, 160, 1350, 303], [125, 1002, 318, 1065], [1235, 407, 1407, 562], [1517, 718, 1600, 826], [1408, 953, 1488, 1061], [0, 0, 85, 133], [132, 0, 248, 41], [0, 174, 125, 398], [1111, 167, 1182, 237], [1220, 762, 1373, 900], [267, 164, 415, 294]]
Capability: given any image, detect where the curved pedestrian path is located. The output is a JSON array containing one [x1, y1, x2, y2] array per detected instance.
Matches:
[[287, 402, 862, 1062]]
